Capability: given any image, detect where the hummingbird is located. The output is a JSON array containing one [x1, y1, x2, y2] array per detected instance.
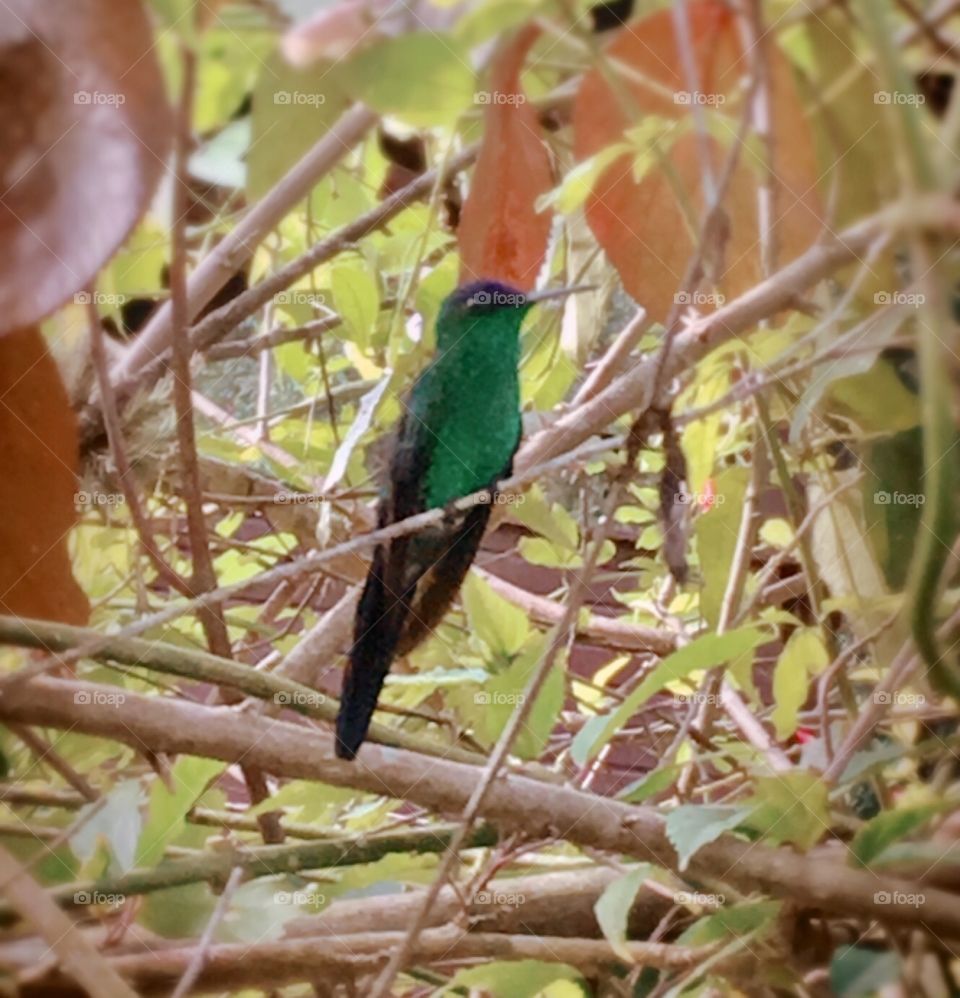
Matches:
[[335, 279, 592, 759]]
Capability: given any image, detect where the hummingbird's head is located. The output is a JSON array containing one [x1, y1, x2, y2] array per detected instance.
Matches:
[[436, 280, 594, 350], [435, 280, 532, 350]]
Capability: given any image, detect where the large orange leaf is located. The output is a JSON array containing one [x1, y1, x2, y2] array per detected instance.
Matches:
[[0, 0, 172, 334], [459, 25, 554, 291], [573, 1, 822, 322], [0, 328, 88, 624]]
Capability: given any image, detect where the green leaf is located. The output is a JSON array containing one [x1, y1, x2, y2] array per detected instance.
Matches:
[[570, 713, 612, 767], [862, 427, 929, 588], [218, 878, 308, 943], [247, 53, 350, 200], [694, 466, 750, 627], [771, 629, 829, 739], [193, 28, 272, 132], [536, 145, 630, 215], [469, 636, 562, 760], [331, 261, 380, 350], [340, 34, 475, 127], [513, 486, 580, 549], [851, 804, 943, 866], [518, 537, 583, 569], [829, 945, 901, 998], [808, 473, 889, 610], [788, 310, 906, 442], [678, 900, 781, 945], [594, 866, 653, 960], [454, 0, 543, 48], [740, 772, 829, 850], [448, 960, 582, 998], [680, 366, 730, 494], [102, 220, 168, 300], [618, 765, 681, 803], [141, 882, 214, 940], [515, 655, 564, 761], [581, 627, 768, 762], [387, 666, 489, 687], [462, 571, 529, 657], [826, 356, 920, 436], [137, 757, 223, 867], [665, 805, 751, 872], [70, 780, 142, 875]]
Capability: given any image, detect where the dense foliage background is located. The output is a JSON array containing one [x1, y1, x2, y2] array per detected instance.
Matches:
[[1, 0, 960, 994]]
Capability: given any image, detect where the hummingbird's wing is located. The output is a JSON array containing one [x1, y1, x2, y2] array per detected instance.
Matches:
[[335, 368, 442, 759], [396, 491, 499, 656]]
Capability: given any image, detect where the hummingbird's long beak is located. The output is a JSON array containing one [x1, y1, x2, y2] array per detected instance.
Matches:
[[524, 284, 597, 305]]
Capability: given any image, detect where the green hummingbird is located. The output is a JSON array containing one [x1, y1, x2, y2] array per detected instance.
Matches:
[[335, 279, 591, 759]]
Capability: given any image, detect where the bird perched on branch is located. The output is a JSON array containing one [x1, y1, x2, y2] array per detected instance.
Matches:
[[335, 279, 592, 759]]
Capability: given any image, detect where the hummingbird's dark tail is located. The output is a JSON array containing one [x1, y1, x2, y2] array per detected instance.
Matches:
[[335, 501, 495, 759], [335, 543, 412, 759]]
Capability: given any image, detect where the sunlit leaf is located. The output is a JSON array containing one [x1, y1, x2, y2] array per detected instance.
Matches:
[[462, 571, 530, 657], [666, 805, 751, 872], [580, 626, 768, 761], [340, 33, 475, 128], [771, 629, 829, 740], [851, 804, 944, 867], [449, 960, 582, 998], [594, 865, 654, 960]]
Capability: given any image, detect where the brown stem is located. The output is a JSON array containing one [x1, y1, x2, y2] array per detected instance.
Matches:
[[4, 676, 960, 937]]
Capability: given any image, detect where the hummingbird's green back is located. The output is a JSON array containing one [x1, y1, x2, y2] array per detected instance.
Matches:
[[404, 292, 527, 509]]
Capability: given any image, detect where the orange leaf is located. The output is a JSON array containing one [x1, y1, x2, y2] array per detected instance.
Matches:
[[0, 328, 89, 624], [459, 25, 554, 291], [0, 0, 172, 334], [573, 1, 822, 322]]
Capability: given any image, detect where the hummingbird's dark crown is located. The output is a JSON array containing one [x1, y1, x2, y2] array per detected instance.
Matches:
[[445, 279, 532, 315]]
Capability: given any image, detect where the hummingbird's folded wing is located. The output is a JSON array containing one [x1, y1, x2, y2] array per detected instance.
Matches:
[[334, 372, 440, 759]]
